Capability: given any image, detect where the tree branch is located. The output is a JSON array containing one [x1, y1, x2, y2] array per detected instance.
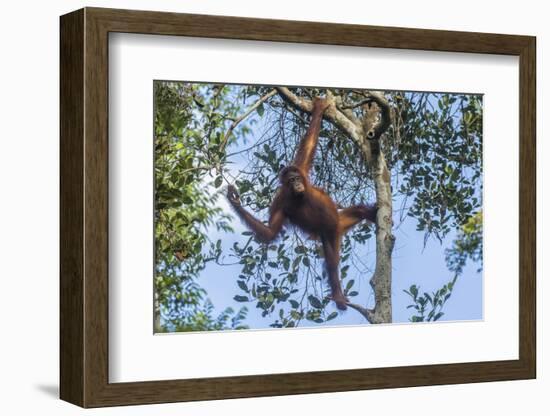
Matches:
[[346, 302, 374, 323], [340, 97, 372, 110], [220, 89, 278, 149], [275, 87, 364, 144]]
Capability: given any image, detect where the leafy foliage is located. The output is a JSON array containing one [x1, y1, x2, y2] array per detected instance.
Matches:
[[404, 276, 458, 322], [446, 211, 483, 274], [405, 210, 483, 322], [393, 93, 483, 243], [154, 82, 249, 331], [154, 83, 483, 330], [159, 300, 249, 332]]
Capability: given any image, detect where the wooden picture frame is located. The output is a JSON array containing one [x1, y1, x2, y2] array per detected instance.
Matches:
[[60, 7, 536, 408]]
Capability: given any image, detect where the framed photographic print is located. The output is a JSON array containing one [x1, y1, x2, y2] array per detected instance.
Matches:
[[60, 7, 536, 408]]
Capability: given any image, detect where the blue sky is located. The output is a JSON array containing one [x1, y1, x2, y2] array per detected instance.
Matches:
[[186, 96, 482, 330]]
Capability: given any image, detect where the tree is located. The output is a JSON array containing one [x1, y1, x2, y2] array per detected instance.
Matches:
[[154, 82, 483, 330], [154, 82, 252, 332]]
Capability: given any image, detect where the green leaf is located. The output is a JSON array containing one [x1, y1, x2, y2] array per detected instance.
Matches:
[[308, 295, 323, 309], [294, 245, 307, 254], [256, 103, 265, 117], [233, 295, 249, 302], [214, 176, 223, 188], [290, 310, 301, 320], [326, 312, 338, 321], [237, 280, 249, 292]]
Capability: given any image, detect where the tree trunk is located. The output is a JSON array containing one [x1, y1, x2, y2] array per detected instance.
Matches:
[[368, 153, 395, 323], [346, 97, 395, 324]]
